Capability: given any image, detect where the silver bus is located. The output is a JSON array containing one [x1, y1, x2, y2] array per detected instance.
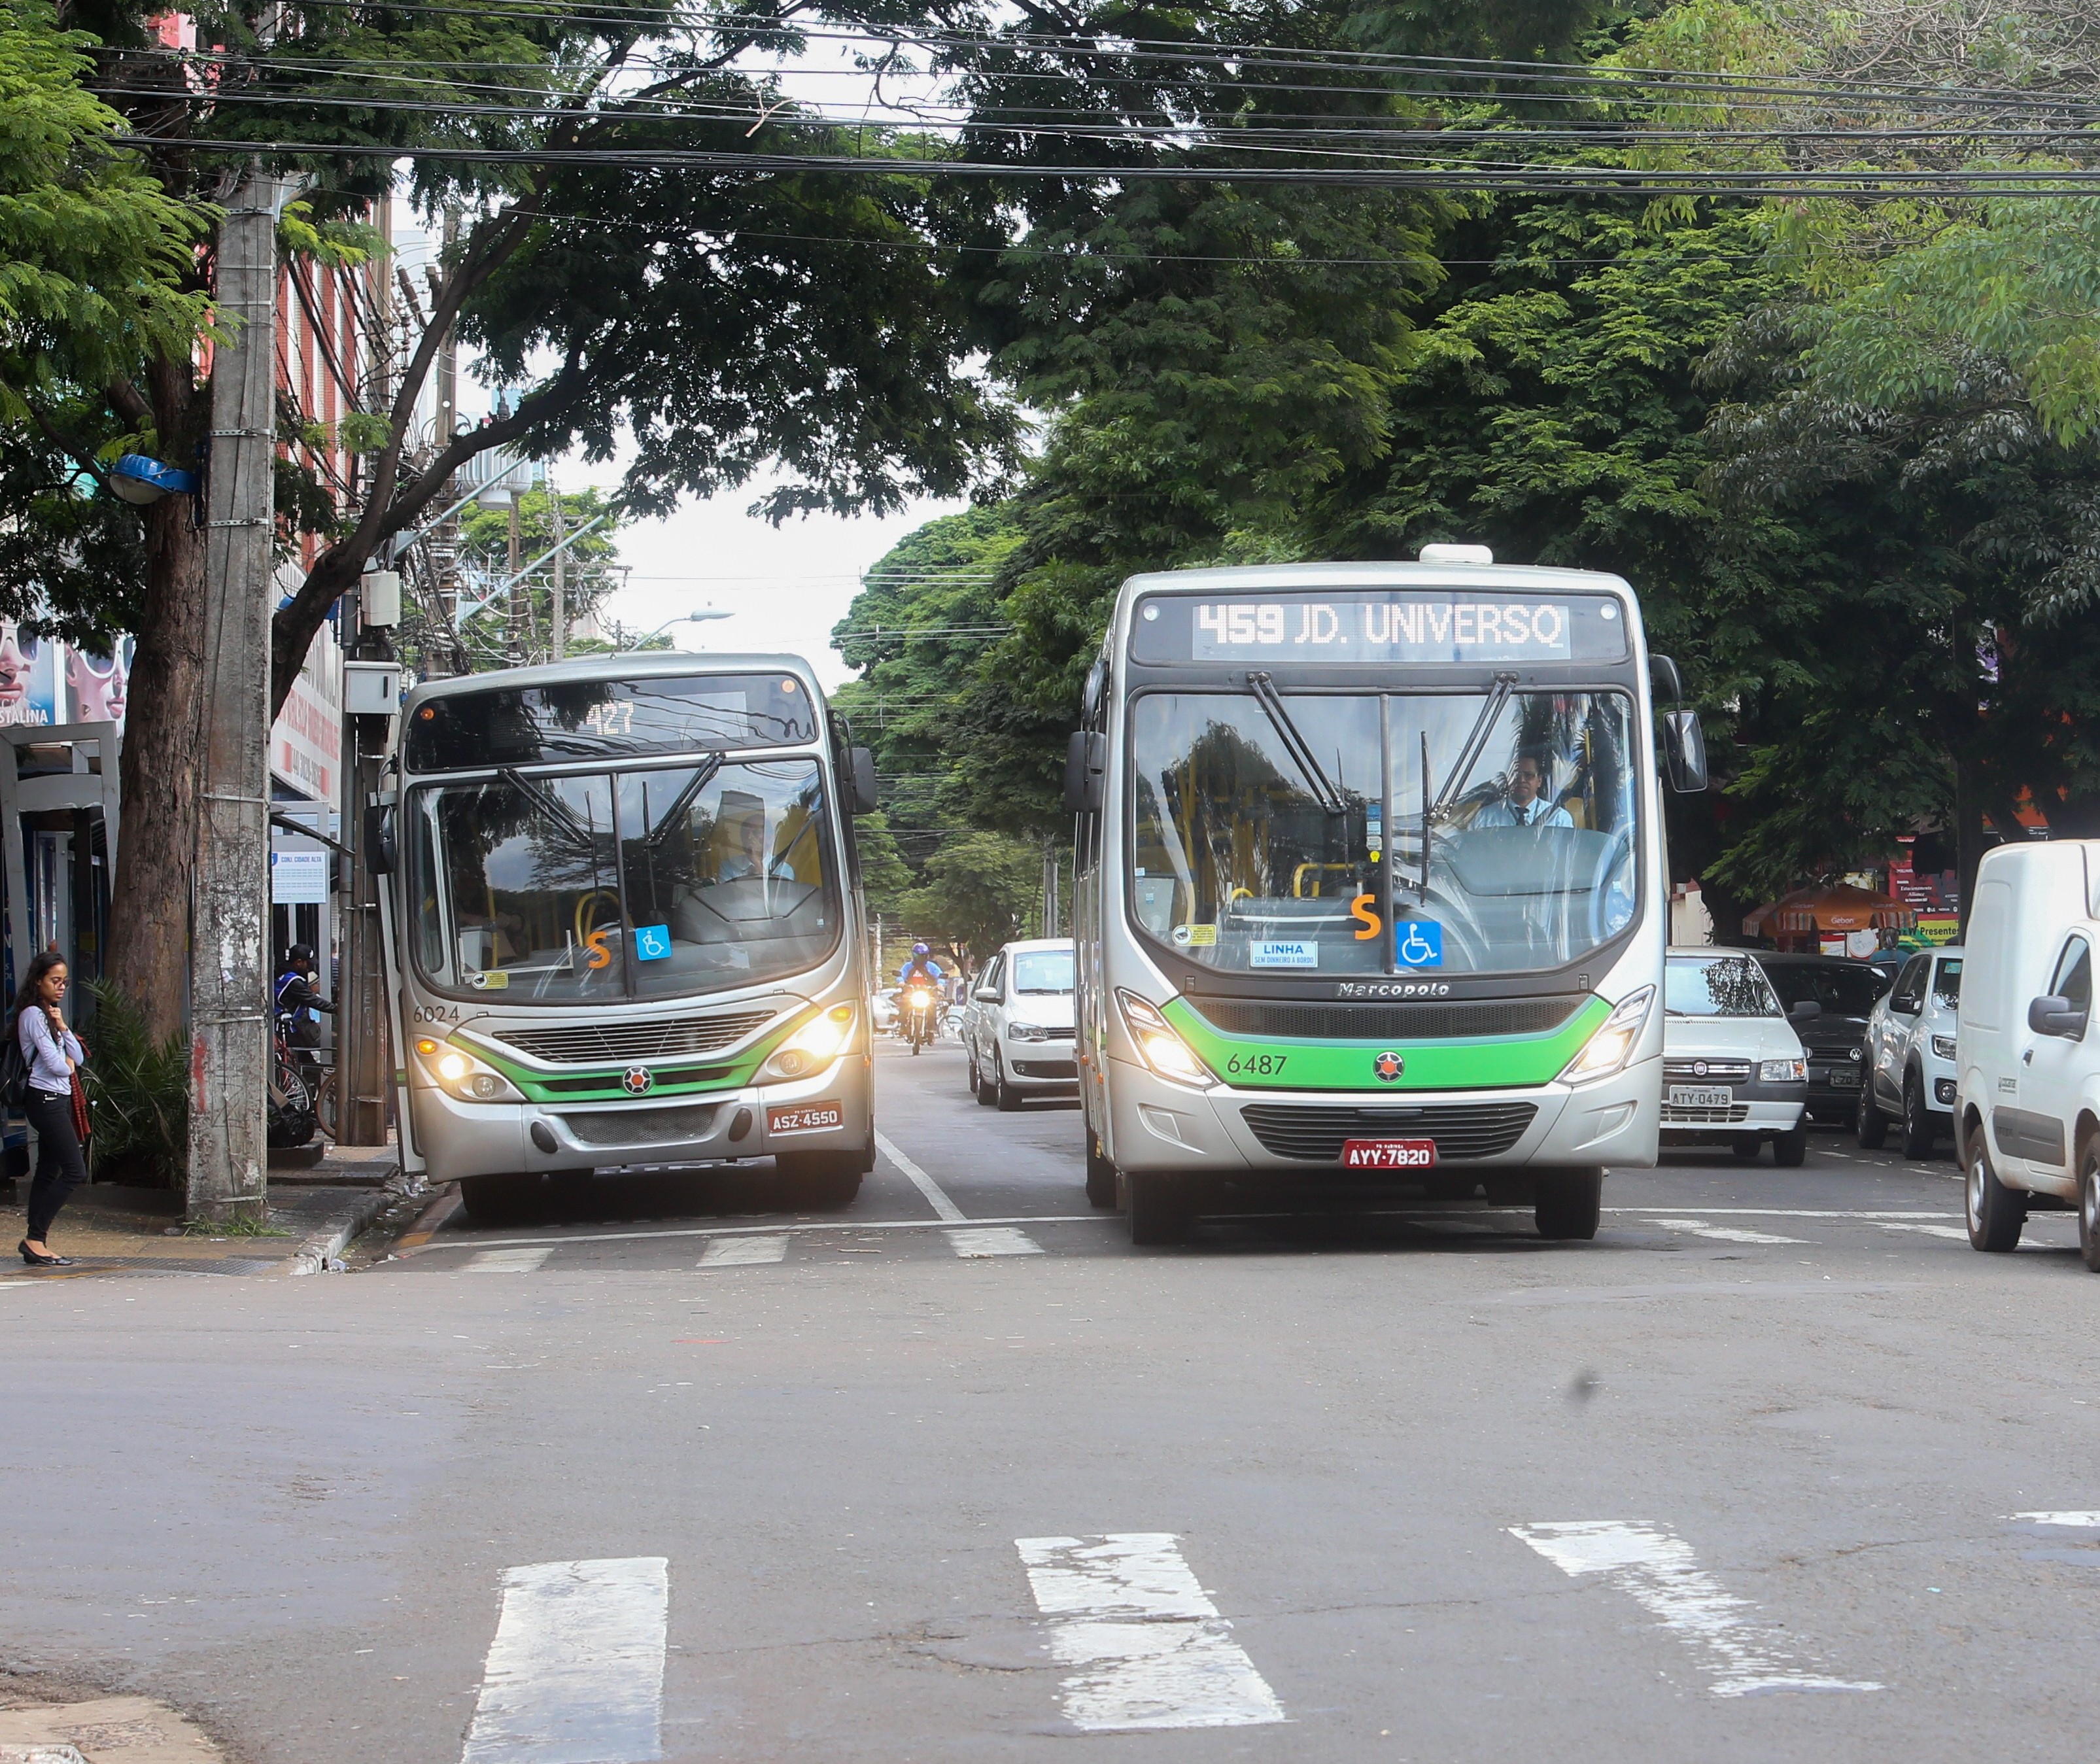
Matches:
[[1066, 552, 1706, 1243], [371, 651, 879, 1222]]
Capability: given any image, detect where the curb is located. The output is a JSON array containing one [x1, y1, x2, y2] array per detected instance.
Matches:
[[392, 1185, 461, 1253], [284, 1188, 394, 1276]]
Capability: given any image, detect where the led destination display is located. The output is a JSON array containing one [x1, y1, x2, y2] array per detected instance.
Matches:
[[1130, 590, 1630, 667]]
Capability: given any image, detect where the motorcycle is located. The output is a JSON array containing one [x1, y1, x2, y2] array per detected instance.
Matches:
[[899, 983, 939, 1054]]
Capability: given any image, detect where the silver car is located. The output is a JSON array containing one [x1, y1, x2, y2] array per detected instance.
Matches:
[[962, 939, 1078, 1110], [1859, 944, 1963, 1157]]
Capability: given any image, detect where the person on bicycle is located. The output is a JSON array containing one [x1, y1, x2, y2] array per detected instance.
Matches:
[[275, 945, 337, 1031]]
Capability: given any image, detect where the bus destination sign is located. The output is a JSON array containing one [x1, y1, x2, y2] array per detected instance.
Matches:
[[1130, 590, 1628, 667]]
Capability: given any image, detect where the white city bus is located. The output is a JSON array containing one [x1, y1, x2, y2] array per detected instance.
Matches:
[[371, 651, 880, 1222], [1066, 551, 1706, 1243]]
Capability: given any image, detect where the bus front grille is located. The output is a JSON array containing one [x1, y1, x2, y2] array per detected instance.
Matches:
[[555, 1104, 720, 1147], [494, 1012, 777, 1064], [1190, 997, 1583, 1042], [1240, 1102, 1537, 1162]]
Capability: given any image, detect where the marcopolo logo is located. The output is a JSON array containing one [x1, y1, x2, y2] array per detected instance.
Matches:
[[622, 1065, 655, 1096], [1373, 1050, 1404, 1082]]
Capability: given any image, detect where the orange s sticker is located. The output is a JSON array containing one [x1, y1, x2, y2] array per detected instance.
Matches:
[[1351, 893, 1383, 941], [583, 927, 613, 969]]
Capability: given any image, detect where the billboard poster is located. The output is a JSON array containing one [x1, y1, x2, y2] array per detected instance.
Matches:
[[65, 636, 132, 725], [0, 623, 59, 729]]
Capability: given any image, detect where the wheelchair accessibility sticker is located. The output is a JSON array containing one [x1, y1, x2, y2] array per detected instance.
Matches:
[[1394, 920, 1444, 969], [634, 924, 673, 961]]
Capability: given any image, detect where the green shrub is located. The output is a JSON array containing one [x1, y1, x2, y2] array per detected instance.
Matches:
[[81, 981, 188, 1188]]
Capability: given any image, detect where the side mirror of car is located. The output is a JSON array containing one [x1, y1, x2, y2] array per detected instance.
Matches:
[[1892, 994, 1919, 1016], [974, 986, 999, 1003], [1662, 710, 1708, 793], [849, 746, 880, 816], [2027, 994, 2087, 1037], [1788, 998, 1822, 1022], [1064, 730, 1107, 814], [364, 801, 396, 876]]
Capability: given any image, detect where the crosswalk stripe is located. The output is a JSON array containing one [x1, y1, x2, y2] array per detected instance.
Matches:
[[699, 1234, 788, 1267], [1510, 1521, 1880, 1697], [2010, 1511, 2100, 1527], [1016, 1534, 1286, 1731], [461, 1557, 668, 1763], [1876, 1222, 1971, 1241], [946, 1227, 1042, 1258], [464, 1248, 555, 1274], [1648, 1217, 1809, 1245]]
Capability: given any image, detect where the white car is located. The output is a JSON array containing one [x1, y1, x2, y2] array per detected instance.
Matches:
[[1858, 944, 1962, 1158], [962, 938, 1077, 1111], [1954, 840, 2100, 1266], [1662, 948, 1811, 1165]]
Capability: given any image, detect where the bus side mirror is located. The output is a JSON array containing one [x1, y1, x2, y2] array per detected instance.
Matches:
[[849, 746, 879, 816], [1662, 710, 1708, 793], [1065, 731, 1107, 814], [1650, 653, 1684, 702], [364, 801, 396, 876]]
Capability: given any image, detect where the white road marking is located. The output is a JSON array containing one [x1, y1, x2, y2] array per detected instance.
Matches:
[[1510, 1521, 1880, 1697], [698, 1234, 788, 1266], [409, 1213, 1101, 1255], [1016, 1534, 1286, 1732], [1648, 1217, 1808, 1245], [2011, 1512, 2100, 1527], [464, 1248, 555, 1274], [947, 1226, 1042, 1258], [1609, 1209, 1956, 1220], [1876, 1222, 1971, 1241], [874, 1131, 969, 1222], [461, 1557, 668, 1763]]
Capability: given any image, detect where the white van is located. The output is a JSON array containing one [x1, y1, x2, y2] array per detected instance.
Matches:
[[1954, 841, 2100, 1270]]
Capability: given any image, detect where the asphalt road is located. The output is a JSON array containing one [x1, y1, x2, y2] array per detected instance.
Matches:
[[7, 1039, 2100, 1763]]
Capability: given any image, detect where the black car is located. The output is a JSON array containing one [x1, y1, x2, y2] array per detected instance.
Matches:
[[1749, 952, 1892, 1122]]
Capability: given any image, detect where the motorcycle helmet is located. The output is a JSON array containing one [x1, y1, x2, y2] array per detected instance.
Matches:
[[913, 942, 929, 955]]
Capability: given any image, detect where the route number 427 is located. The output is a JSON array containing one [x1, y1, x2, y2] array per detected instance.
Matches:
[[1198, 603, 1284, 646]]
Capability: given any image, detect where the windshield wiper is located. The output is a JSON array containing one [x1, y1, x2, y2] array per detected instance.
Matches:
[[1246, 672, 1345, 815], [1431, 672, 1519, 818], [499, 768, 596, 847], [639, 753, 724, 849]]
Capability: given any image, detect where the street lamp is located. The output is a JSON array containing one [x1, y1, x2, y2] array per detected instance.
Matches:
[[621, 608, 732, 651]]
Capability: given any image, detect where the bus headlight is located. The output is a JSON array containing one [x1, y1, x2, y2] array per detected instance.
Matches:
[[761, 1004, 857, 1082], [1558, 986, 1655, 1085], [412, 1037, 524, 1103], [1116, 990, 1214, 1088]]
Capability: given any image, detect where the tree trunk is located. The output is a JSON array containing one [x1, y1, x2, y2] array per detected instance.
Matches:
[[105, 367, 208, 1045]]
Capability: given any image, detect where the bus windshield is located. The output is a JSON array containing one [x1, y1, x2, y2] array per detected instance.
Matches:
[[1127, 688, 1638, 978], [408, 758, 838, 1001]]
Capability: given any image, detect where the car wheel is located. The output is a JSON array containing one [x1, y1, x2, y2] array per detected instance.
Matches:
[[1085, 1128, 1118, 1209], [1730, 1137, 1764, 1162], [1901, 1073, 1935, 1160], [1772, 1120, 1809, 1167], [995, 1053, 1022, 1112], [1124, 1170, 1190, 1245], [1856, 1078, 1888, 1149], [965, 1049, 980, 1095], [2082, 1144, 2100, 1274], [1534, 1167, 1602, 1240], [975, 1055, 998, 1106], [1965, 1139, 2027, 1252]]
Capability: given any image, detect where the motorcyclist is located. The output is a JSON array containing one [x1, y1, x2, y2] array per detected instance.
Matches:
[[896, 944, 944, 1044]]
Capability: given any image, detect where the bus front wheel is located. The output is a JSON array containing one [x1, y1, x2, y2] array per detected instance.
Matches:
[[776, 1150, 863, 1211], [1534, 1167, 1602, 1241], [1122, 1170, 1190, 1246], [458, 1174, 531, 1226]]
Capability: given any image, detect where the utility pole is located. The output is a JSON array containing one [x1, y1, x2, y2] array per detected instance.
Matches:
[[505, 485, 525, 665], [187, 169, 281, 1223], [1042, 844, 1060, 939], [549, 478, 568, 661]]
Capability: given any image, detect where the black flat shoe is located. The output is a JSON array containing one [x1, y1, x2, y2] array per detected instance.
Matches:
[[18, 1241, 65, 1267]]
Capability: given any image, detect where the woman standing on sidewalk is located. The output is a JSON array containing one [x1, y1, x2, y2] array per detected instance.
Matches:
[[14, 952, 86, 1268]]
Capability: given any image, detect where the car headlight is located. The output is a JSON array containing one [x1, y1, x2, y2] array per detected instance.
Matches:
[[761, 1004, 857, 1081], [1115, 990, 1214, 1088], [1931, 1035, 1957, 1060], [1008, 1021, 1052, 1042], [412, 1037, 524, 1103], [1558, 986, 1654, 1084], [1760, 1057, 1808, 1083]]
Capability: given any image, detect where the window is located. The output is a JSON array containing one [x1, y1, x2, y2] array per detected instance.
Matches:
[[1759, 961, 1886, 1018], [1931, 957, 1962, 1006], [1890, 954, 1929, 1015], [2049, 938, 2091, 1019], [1665, 954, 1782, 1018], [1011, 948, 1075, 994]]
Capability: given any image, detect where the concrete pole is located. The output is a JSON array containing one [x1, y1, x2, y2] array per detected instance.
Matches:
[[549, 480, 567, 662], [187, 169, 281, 1223], [506, 487, 524, 664]]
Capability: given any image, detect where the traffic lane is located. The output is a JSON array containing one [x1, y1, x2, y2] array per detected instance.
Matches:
[[879, 1037, 1088, 1219]]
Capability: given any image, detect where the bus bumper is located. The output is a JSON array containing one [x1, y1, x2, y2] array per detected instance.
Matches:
[[1103, 1051, 1661, 1174], [407, 1053, 875, 1181]]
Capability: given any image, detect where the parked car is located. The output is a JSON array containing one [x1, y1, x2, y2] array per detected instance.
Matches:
[[1750, 952, 1889, 1124], [1953, 841, 2100, 1267], [1662, 948, 1812, 1165], [961, 938, 1078, 1111], [871, 987, 899, 1032], [1858, 944, 1963, 1158]]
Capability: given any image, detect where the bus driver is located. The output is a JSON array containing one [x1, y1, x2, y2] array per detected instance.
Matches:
[[1473, 749, 1574, 830]]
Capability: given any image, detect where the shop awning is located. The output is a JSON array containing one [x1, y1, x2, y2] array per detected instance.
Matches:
[[1742, 883, 1918, 939]]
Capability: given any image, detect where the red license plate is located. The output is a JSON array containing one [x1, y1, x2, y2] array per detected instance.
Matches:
[[1340, 1137, 1437, 1170], [767, 1101, 844, 1136]]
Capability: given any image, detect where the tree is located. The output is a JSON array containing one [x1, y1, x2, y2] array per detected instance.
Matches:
[[895, 830, 1046, 963]]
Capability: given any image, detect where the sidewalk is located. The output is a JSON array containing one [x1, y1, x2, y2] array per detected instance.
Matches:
[[0, 1146, 407, 1283]]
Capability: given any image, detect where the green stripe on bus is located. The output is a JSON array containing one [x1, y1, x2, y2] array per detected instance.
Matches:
[[453, 1009, 810, 1103], [1160, 994, 1609, 1091]]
